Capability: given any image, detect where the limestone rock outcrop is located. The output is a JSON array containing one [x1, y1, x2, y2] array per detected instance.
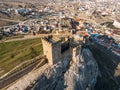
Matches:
[[34, 48, 98, 90]]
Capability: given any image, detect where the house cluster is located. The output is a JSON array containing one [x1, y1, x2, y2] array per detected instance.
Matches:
[[0, 2, 57, 20], [0, 16, 74, 36], [0, 7, 32, 16], [0, 0, 120, 43], [90, 34, 120, 55], [77, 0, 120, 17], [0, 25, 30, 36]]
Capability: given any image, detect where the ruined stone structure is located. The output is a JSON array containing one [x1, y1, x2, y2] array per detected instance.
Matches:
[[41, 36, 73, 65]]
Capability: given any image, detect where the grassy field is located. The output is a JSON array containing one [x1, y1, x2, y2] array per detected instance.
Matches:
[[0, 38, 43, 76]]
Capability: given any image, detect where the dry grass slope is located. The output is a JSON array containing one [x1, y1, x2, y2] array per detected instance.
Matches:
[[0, 38, 43, 76]]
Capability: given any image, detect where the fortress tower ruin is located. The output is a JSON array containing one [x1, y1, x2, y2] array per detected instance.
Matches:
[[41, 36, 73, 65]]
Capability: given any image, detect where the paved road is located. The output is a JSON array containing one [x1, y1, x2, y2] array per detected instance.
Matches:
[[0, 18, 21, 23]]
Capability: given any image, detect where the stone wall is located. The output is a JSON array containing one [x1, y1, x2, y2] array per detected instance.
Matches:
[[52, 43, 62, 64], [41, 38, 53, 65], [41, 37, 73, 65]]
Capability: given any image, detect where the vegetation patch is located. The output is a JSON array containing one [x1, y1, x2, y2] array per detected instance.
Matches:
[[0, 38, 43, 76]]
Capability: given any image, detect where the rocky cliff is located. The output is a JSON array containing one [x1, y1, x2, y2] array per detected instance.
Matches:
[[33, 48, 98, 90], [6, 47, 98, 90]]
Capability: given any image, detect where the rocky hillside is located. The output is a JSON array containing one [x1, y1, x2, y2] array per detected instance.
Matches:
[[5, 47, 98, 90], [89, 43, 120, 90], [33, 48, 98, 90]]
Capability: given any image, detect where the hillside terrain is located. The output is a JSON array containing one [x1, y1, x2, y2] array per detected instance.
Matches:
[[0, 38, 43, 76]]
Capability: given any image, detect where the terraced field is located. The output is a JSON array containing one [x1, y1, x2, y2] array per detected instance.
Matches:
[[0, 38, 43, 76]]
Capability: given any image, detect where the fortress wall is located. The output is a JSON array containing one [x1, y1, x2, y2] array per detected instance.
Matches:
[[41, 38, 53, 65], [52, 43, 62, 64], [72, 45, 81, 61], [61, 47, 72, 59], [41, 37, 80, 65]]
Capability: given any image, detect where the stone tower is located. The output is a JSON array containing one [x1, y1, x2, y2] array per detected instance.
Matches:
[[41, 37, 62, 65]]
